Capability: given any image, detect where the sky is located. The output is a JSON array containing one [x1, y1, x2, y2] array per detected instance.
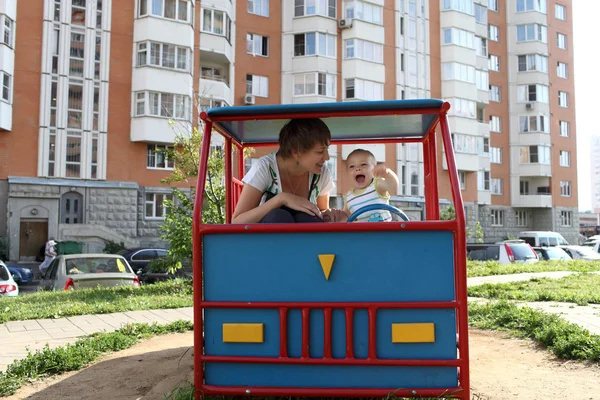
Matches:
[[573, 1, 596, 211]]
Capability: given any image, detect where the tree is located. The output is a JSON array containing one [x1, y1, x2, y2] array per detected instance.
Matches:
[[440, 205, 456, 221], [467, 221, 484, 243]]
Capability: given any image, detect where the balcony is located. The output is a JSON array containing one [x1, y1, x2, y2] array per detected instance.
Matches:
[[0, 101, 12, 131], [199, 78, 232, 105], [131, 116, 191, 144], [478, 190, 491, 205], [342, 59, 385, 83], [519, 163, 552, 177], [454, 152, 479, 172], [515, 194, 552, 208], [132, 67, 193, 96], [200, 33, 234, 64], [134, 17, 194, 48]]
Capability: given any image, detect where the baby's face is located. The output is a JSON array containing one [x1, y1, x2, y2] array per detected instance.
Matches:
[[347, 153, 375, 189]]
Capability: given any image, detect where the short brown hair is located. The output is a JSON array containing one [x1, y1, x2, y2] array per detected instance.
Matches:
[[346, 148, 376, 164], [278, 118, 331, 158]]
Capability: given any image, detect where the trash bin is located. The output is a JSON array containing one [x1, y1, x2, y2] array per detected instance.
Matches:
[[56, 241, 84, 255]]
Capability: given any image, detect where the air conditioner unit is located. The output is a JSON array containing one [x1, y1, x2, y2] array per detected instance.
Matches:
[[244, 94, 255, 105], [339, 19, 353, 29], [525, 102, 534, 110]]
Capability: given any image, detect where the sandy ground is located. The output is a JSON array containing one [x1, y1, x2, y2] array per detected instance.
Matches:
[[5, 329, 600, 400]]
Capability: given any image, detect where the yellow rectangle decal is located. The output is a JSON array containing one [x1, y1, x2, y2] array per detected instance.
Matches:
[[391, 323, 435, 343], [222, 323, 264, 343]]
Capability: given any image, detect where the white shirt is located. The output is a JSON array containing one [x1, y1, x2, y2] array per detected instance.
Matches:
[[242, 152, 335, 205]]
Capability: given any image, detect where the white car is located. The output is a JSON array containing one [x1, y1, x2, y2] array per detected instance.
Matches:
[[560, 245, 600, 261], [0, 261, 19, 297]]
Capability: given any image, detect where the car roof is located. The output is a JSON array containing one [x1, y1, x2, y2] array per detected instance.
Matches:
[[203, 99, 446, 145]]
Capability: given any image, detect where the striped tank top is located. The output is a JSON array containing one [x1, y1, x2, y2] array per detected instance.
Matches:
[[345, 178, 392, 222]]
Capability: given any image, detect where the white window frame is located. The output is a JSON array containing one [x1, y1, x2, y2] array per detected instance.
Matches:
[[516, 0, 547, 13], [442, 62, 475, 83], [345, 39, 383, 63], [139, 0, 191, 23], [517, 54, 548, 73], [136, 41, 190, 72], [294, 32, 336, 58], [488, 0, 498, 12], [344, 0, 382, 24], [515, 210, 528, 227], [451, 133, 478, 154], [442, 28, 474, 49], [144, 192, 174, 220], [519, 115, 549, 133], [559, 150, 570, 167], [557, 33, 567, 49], [560, 182, 572, 197], [246, 33, 269, 57], [448, 98, 476, 119], [560, 210, 572, 226], [459, 170, 466, 190], [516, 23, 548, 43], [199, 98, 229, 112], [491, 178, 503, 195], [490, 147, 502, 164], [489, 115, 501, 132], [134, 91, 190, 120], [474, 3, 487, 24], [246, 74, 269, 97], [1, 71, 11, 103], [559, 120, 570, 137], [475, 70, 488, 91], [490, 209, 504, 226], [201, 8, 231, 41], [557, 62, 568, 79], [248, 0, 269, 17], [555, 4, 566, 20], [200, 66, 226, 83], [296, 0, 337, 18], [558, 91, 569, 107], [476, 36, 488, 57], [517, 84, 549, 104], [520, 145, 551, 164], [488, 54, 500, 71], [147, 144, 175, 170], [2, 15, 13, 47], [293, 72, 336, 98], [344, 78, 384, 101], [478, 170, 490, 191], [489, 85, 501, 102], [488, 24, 499, 42], [442, 0, 474, 15]]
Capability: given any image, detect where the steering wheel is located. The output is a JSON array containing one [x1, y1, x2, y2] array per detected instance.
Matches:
[[346, 204, 410, 223]]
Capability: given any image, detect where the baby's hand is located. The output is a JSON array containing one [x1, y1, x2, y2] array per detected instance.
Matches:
[[374, 164, 389, 178]]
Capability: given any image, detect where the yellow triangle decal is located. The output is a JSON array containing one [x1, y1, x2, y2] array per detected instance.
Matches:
[[318, 254, 335, 280]]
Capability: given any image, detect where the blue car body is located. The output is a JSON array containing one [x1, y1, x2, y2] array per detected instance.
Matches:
[[6, 264, 33, 285]]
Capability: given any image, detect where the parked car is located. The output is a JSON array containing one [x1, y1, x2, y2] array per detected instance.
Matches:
[[532, 246, 572, 261], [117, 248, 191, 284], [0, 261, 19, 297], [581, 240, 600, 253], [467, 240, 539, 264], [518, 231, 569, 247], [5, 263, 34, 285], [39, 254, 140, 291], [559, 245, 600, 261]]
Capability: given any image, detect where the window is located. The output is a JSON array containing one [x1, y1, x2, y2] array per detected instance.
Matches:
[[442, 0, 474, 15], [478, 170, 490, 191], [345, 39, 383, 63], [246, 74, 269, 97], [345, 1, 382, 23], [519, 145, 551, 164], [490, 85, 501, 102], [560, 210, 572, 226], [558, 91, 569, 107], [557, 33, 567, 49], [3, 15, 12, 47], [555, 4, 566, 20], [490, 209, 504, 226], [442, 62, 475, 83], [489, 115, 501, 132], [442, 28, 474, 48], [488, 54, 500, 71], [294, 32, 336, 58], [516, 0, 546, 13], [516, 24, 547, 43], [293, 72, 336, 97], [559, 120, 570, 137], [517, 54, 548, 73], [491, 178, 503, 195], [248, 0, 269, 17], [139, 0, 190, 22], [450, 99, 480, 120], [557, 62, 568, 78], [65, 132, 82, 178], [488, 0, 498, 11], [147, 144, 174, 169], [490, 147, 502, 164], [134, 91, 190, 119], [515, 211, 528, 227], [476, 70, 488, 91], [137, 41, 189, 71], [520, 180, 529, 195], [1, 72, 11, 102], [517, 84, 549, 103], [451, 133, 478, 154], [448, 98, 476, 119], [200, 66, 226, 82], [69, 32, 85, 78], [199, 98, 229, 112], [345, 78, 384, 101], [560, 181, 571, 197], [474, 4, 487, 24], [459, 171, 466, 190], [201, 8, 231, 41], [296, 0, 336, 18], [247, 33, 269, 57], [476, 36, 488, 57], [478, 137, 490, 155], [559, 150, 570, 167], [488, 25, 499, 41], [519, 115, 549, 133], [410, 165, 419, 196], [145, 193, 173, 219]]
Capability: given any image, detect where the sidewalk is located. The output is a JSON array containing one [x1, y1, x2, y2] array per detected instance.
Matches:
[[0, 307, 193, 372], [1, 270, 599, 373]]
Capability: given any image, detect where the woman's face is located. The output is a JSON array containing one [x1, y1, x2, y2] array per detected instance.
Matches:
[[297, 143, 330, 174]]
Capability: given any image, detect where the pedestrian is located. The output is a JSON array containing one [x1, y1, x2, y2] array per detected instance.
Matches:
[[39, 239, 57, 276]]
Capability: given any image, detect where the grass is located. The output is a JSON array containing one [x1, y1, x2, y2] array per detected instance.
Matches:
[[0, 279, 193, 323], [469, 300, 600, 362], [0, 320, 193, 397], [468, 273, 600, 305], [466, 259, 600, 277]]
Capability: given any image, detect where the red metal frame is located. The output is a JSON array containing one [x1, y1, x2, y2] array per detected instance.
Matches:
[[193, 102, 469, 399]]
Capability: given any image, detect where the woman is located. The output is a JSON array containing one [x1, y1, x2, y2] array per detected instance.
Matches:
[[39, 239, 57, 276], [232, 118, 348, 224]]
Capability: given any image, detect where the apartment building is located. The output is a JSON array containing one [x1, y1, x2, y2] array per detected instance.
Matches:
[[0, 0, 578, 261]]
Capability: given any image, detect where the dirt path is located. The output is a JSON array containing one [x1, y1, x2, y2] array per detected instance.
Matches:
[[5, 329, 600, 400]]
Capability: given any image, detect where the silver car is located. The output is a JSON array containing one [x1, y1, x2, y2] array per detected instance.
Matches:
[[39, 254, 141, 291]]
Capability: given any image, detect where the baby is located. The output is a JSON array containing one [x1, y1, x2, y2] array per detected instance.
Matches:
[[344, 149, 400, 222]]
